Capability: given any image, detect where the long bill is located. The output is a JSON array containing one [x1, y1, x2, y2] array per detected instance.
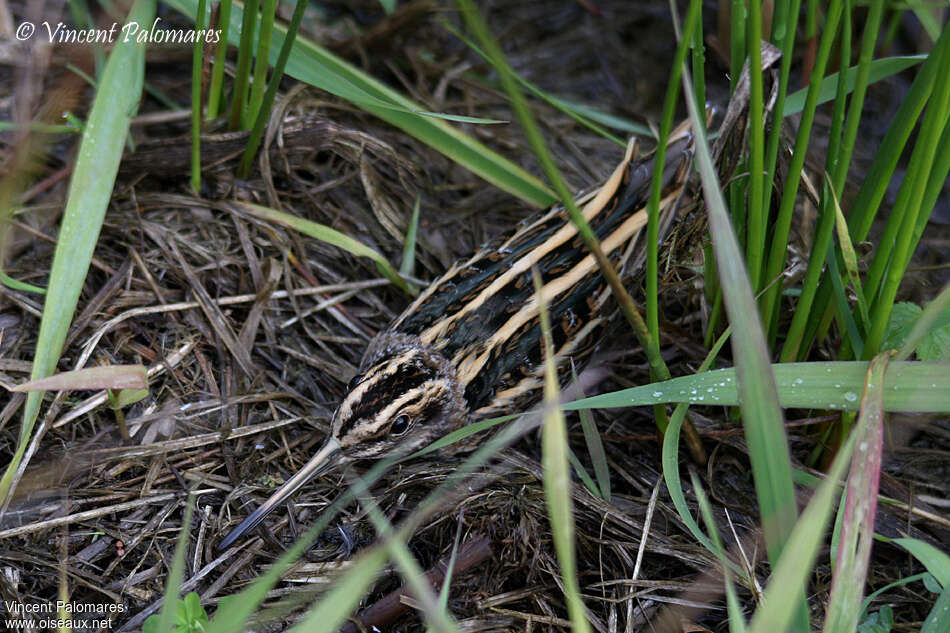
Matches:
[[217, 437, 342, 550]]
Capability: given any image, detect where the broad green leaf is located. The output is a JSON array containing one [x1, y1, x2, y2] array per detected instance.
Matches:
[[883, 302, 922, 351], [857, 606, 893, 633], [918, 326, 950, 362]]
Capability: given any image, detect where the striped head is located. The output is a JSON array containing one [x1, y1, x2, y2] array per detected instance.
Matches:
[[331, 332, 469, 459]]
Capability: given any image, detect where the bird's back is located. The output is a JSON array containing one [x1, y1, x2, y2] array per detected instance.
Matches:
[[385, 140, 692, 419]]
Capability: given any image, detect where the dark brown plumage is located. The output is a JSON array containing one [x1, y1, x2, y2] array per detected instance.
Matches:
[[218, 133, 693, 550]]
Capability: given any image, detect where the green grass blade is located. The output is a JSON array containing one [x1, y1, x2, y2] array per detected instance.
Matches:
[[235, 201, 409, 294], [578, 406, 610, 502], [400, 197, 421, 294], [891, 538, 950, 587], [205, 0, 232, 119], [691, 471, 748, 633], [190, 0, 209, 192], [205, 456, 400, 633], [805, 28, 948, 352], [764, 0, 844, 351], [0, 270, 46, 294], [0, 0, 154, 505], [564, 361, 950, 413], [662, 328, 732, 557], [747, 353, 888, 633], [864, 35, 950, 357], [228, 0, 257, 129], [150, 494, 196, 633], [247, 0, 276, 124], [532, 266, 591, 633], [679, 38, 800, 582], [781, 1, 852, 357], [821, 351, 886, 633], [237, 0, 308, 177], [745, 1, 766, 291], [567, 449, 602, 499], [355, 492, 460, 633], [647, 0, 701, 341], [439, 21, 630, 145], [167, 0, 556, 206], [782, 55, 926, 116]]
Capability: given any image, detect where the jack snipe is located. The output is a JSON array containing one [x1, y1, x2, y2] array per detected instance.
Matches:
[[219, 131, 694, 549]]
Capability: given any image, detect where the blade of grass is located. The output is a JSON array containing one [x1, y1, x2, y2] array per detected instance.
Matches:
[[760, 0, 843, 352], [762, 0, 803, 276], [11, 365, 147, 392], [400, 197, 421, 295], [247, 0, 276, 125], [829, 173, 870, 339], [205, 0, 232, 119], [567, 449, 602, 499], [863, 36, 950, 358], [235, 201, 409, 294], [168, 0, 556, 206], [439, 21, 630, 146], [564, 360, 950, 413], [821, 350, 886, 633], [922, 584, 950, 633], [236, 0, 308, 177], [782, 54, 926, 116], [691, 471, 748, 633], [0, 0, 154, 506], [745, 0, 765, 291], [354, 490, 460, 633], [151, 494, 196, 633], [578, 406, 610, 502], [747, 352, 889, 633], [647, 0, 701, 341], [782, 0, 852, 356], [662, 327, 732, 558], [190, 0, 209, 192], [679, 21, 800, 580], [204, 455, 401, 633], [533, 266, 591, 633], [228, 0, 257, 130], [804, 28, 948, 352], [891, 538, 950, 588]]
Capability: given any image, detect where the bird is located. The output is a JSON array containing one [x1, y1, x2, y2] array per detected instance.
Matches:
[[218, 130, 694, 550]]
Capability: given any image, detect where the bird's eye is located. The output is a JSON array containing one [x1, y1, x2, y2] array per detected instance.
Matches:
[[390, 415, 411, 436], [347, 373, 364, 391]]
